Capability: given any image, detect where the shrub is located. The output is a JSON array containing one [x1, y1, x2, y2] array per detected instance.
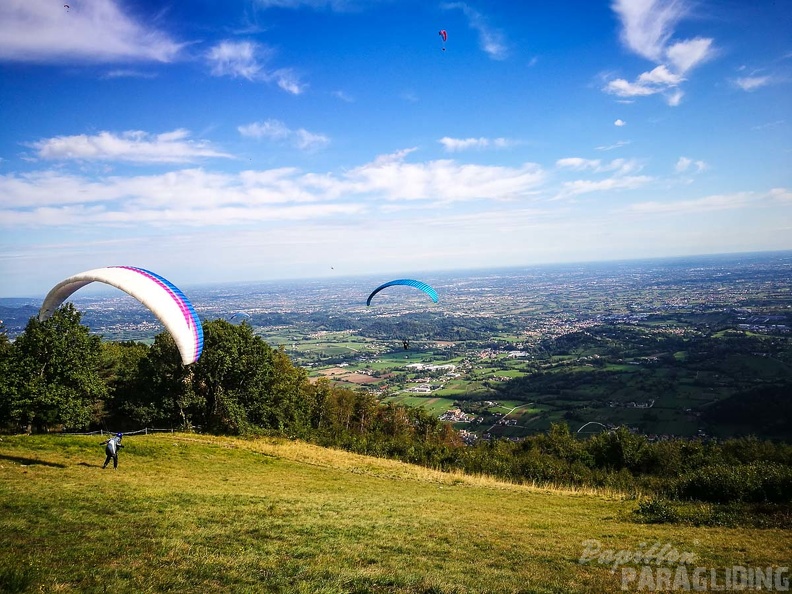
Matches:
[[675, 462, 792, 504], [634, 497, 678, 523]]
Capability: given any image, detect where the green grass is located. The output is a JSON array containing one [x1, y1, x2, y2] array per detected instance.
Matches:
[[1, 434, 790, 593]]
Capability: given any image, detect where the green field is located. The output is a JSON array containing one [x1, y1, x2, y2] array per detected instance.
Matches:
[[1, 434, 790, 593], [382, 396, 458, 417]]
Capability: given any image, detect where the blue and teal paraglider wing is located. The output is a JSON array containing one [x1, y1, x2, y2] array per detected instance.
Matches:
[[366, 279, 439, 306]]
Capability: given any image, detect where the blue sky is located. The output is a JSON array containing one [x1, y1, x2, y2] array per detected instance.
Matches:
[[1, 0, 790, 297]]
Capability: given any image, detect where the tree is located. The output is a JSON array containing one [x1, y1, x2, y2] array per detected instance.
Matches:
[[0, 323, 16, 427], [8, 304, 107, 432], [188, 320, 286, 434], [98, 341, 150, 428], [134, 332, 200, 429]]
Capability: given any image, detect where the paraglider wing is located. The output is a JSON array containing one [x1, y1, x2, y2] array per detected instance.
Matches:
[[228, 312, 252, 324], [38, 266, 204, 365], [366, 279, 439, 306], [439, 30, 447, 42]]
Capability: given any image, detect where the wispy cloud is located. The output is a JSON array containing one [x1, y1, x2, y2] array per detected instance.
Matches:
[[442, 3, 507, 60], [627, 191, 760, 215], [102, 69, 159, 79], [238, 120, 330, 151], [207, 41, 263, 79], [559, 176, 653, 199], [613, 0, 686, 61], [0, 151, 546, 228], [0, 0, 184, 64], [733, 75, 773, 92], [332, 90, 355, 102], [252, 0, 366, 9], [206, 40, 305, 94], [605, 0, 714, 105], [439, 137, 516, 152], [675, 156, 707, 174], [554, 157, 650, 199], [346, 150, 544, 203], [556, 157, 643, 175], [596, 140, 631, 151], [751, 120, 785, 131], [29, 130, 232, 163]]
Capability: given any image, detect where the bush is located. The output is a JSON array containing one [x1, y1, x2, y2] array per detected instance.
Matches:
[[675, 462, 792, 504], [634, 497, 678, 523]]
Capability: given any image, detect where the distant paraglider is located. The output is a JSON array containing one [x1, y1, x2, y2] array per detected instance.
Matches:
[[366, 279, 438, 350], [228, 312, 252, 324], [39, 266, 204, 365], [439, 29, 447, 51], [577, 421, 610, 434], [366, 279, 439, 307]]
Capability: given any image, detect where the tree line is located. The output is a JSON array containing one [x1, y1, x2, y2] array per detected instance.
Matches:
[[0, 304, 459, 447], [1, 305, 790, 519]]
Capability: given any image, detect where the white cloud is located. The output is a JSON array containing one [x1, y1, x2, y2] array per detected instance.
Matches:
[[666, 89, 684, 106], [675, 156, 706, 173], [556, 158, 602, 171], [0, 152, 547, 228], [614, 119, 626, 127], [556, 158, 642, 175], [253, 0, 364, 9], [606, 0, 714, 106], [271, 68, 305, 94], [0, 0, 184, 63], [558, 176, 653, 199], [439, 137, 515, 152], [442, 3, 507, 60], [605, 78, 659, 98], [666, 38, 713, 74], [596, 140, 631, 151], [611, 0, 687, 61], [343, 150, 544, 203], [206, 40, 306, 94], [639, 64, 684, 85], [29, 130, 232, 163], [332, 90, 355, 102], [675, 157, 692, 173], [238, 120, 330, 151], [733, 75, 773, 92], [751, 120, 785, 131], [554, 157, 649, 199], [102, 69, 159, 79], [769, 188, 792, 202], [207, 40, 265, 79], [627, 192, 759, 215], [605, 65, 687, 103]]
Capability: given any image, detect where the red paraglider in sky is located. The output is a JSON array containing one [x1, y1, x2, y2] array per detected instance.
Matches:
[[439, 30, 447, 51]]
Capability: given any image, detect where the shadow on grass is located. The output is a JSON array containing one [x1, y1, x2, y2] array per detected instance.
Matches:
[[0, 454, 66, 468]]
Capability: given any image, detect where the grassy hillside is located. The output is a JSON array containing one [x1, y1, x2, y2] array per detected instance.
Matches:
[[0, 434, 789, 593]]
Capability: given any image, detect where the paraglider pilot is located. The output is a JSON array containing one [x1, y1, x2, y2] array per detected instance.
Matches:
[[101, 433, 124, 469]]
